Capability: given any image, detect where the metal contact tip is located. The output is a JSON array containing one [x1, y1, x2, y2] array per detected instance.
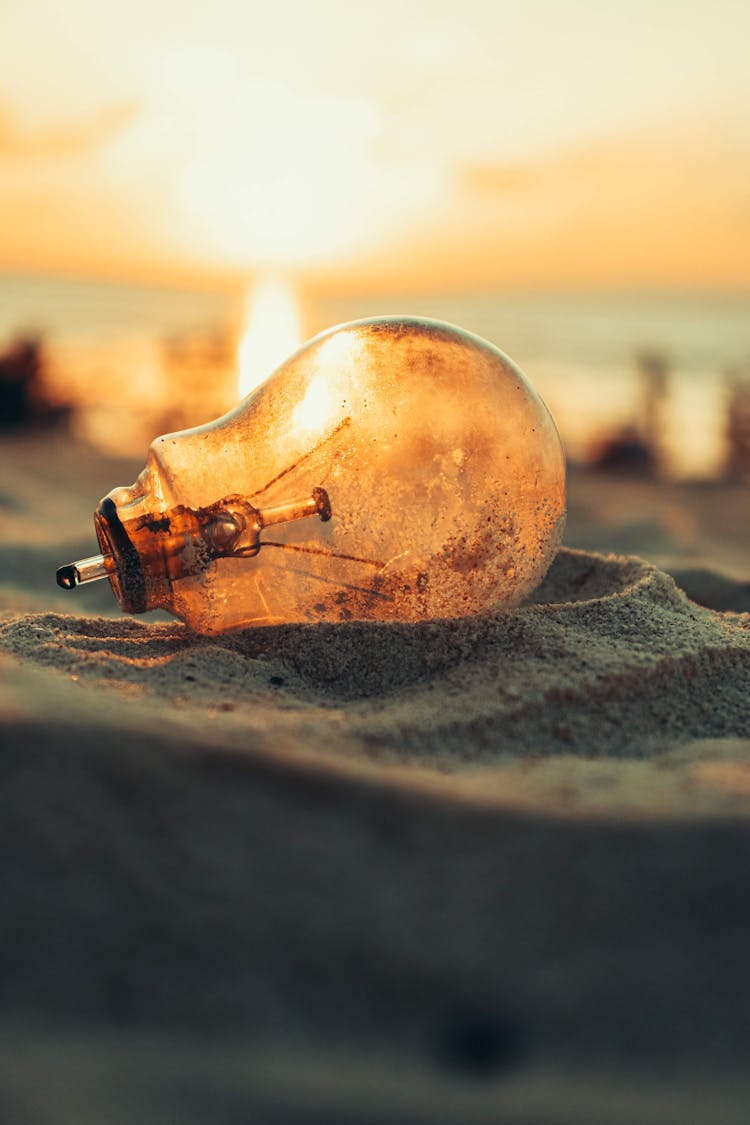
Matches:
[[56, 564, 79, 589]]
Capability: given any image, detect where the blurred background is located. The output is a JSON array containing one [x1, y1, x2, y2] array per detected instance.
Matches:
[[0, 0, 748, 492]]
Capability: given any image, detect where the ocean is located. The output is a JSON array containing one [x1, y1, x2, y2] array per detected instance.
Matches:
[[1, 273, 748, 478]]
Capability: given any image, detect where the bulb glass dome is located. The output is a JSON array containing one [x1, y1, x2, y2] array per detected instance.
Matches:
[[57, 317, 566, 634]]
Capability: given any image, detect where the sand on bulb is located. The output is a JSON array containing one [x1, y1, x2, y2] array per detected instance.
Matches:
[[56, 317, 566, 634]]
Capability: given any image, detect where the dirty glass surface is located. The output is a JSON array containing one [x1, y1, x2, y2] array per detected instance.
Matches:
[[93, 317, 566, 633]]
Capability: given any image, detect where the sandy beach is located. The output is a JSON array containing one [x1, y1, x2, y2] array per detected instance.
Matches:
[[0, 428, 749, 1121]]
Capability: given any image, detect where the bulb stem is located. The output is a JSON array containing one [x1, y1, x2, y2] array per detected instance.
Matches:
[[56, 553, 115, 590], [258, 486, 332, 527]]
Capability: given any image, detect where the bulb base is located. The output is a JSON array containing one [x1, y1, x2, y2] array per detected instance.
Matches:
[[95, 496, 148, 613], [91, 483, 335, 618]]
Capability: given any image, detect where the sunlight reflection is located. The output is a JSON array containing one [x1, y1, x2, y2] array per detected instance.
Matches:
[[290, 331, 361, 437], [237, 276, 302, 399], [291, 374, 332, 437]]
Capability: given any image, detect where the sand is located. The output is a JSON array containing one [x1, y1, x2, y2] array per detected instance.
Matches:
[[2, 431, 750, 1122], [2, 547, 750, 783]]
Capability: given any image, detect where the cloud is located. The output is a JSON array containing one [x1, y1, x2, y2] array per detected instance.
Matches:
[[459, 163, 540, 198], [458, 146, 617, 201], [0, 101, 138, 160], [341, 113, 750, 292], [458, 111, 750, 206]]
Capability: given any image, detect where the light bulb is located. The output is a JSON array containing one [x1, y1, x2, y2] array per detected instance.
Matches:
[[57, 317, 566, 635]]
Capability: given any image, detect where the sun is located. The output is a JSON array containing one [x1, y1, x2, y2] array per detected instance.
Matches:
[[161, 55, 388, 269]]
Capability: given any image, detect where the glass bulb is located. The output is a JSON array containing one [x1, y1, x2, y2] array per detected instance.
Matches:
[[57, 317, 566, 634]]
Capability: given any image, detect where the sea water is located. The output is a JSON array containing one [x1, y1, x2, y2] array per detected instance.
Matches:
[[314, 289, 750, 479], [1, 274, 748, 478]]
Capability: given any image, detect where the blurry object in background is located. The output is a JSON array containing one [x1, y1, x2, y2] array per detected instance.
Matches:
[[69, 324, 239, 456], [636, 349, 669, 469], [723, 370, 750, 482], [0, 276, 242, 455], [0, 335, 70, 430], [155, 326, 238, 436], [588, 349, 670, 477], [588, 423, 656, 476]]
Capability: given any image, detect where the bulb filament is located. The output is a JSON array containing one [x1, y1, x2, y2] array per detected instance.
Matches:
[[206, 487, 332, 559]]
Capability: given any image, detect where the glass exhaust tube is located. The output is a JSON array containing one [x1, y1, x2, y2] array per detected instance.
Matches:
[[56, 554, 115, 589]]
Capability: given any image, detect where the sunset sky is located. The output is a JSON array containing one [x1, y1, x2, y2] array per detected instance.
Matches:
[[1, 0, 749, 292]]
